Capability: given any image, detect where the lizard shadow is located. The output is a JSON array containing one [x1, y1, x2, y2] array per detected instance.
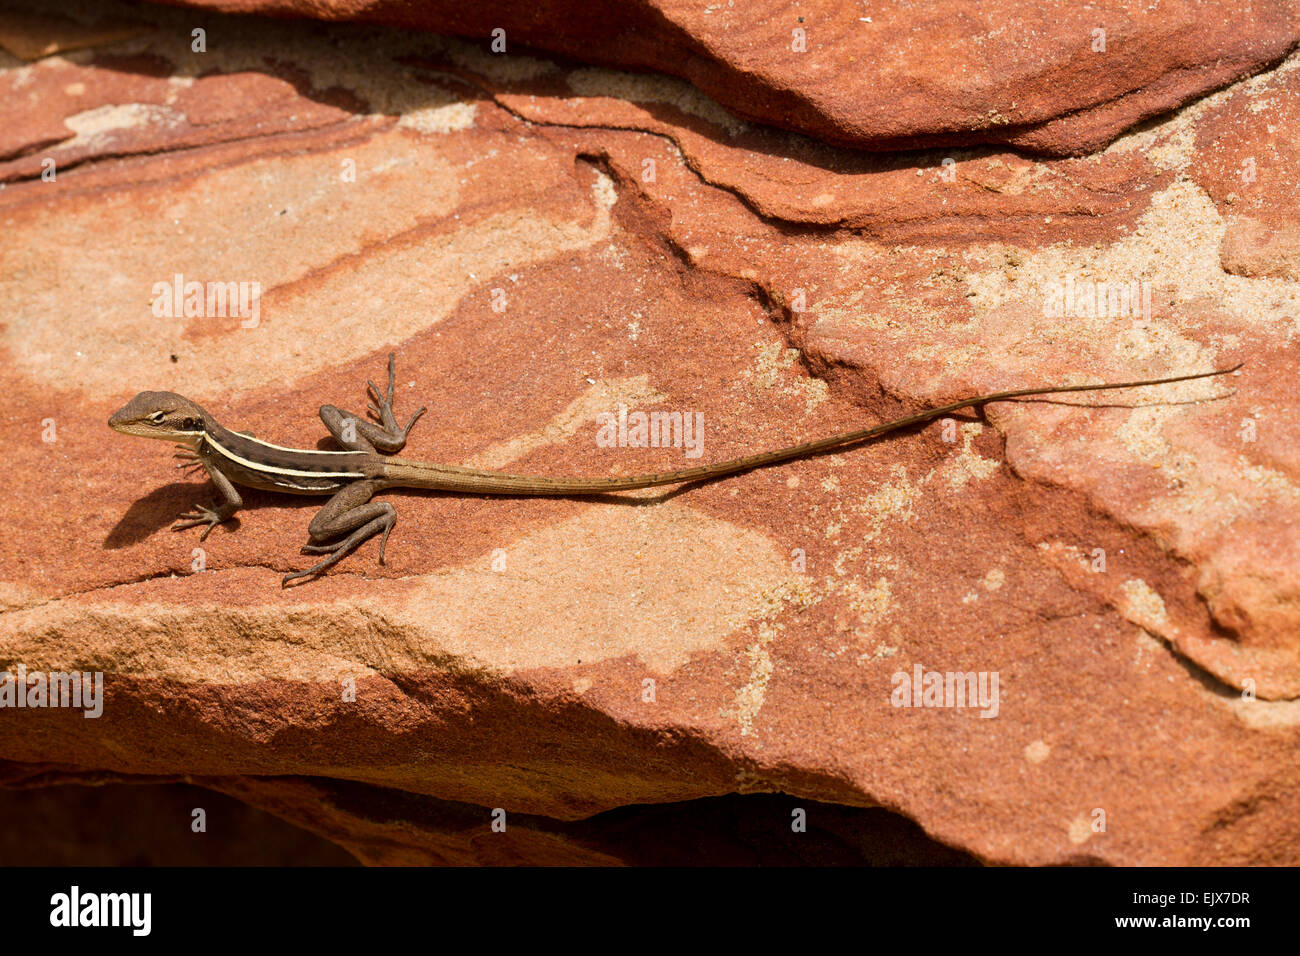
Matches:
[[102, 482, 318, 550]]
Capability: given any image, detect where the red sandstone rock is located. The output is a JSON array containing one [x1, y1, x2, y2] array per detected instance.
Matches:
[[148, 0, 1300, 156], [1192, 56, 1300, 280], [0, 0, 1297, 867]]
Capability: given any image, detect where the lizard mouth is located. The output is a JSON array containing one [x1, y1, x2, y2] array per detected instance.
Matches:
[[107, 417, 178, 441], [108, 412, 144, 436], [109, 421, 147, 438]]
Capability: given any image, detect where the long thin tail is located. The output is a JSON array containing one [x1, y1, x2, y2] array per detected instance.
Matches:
[[381, 364, 1241, 496]]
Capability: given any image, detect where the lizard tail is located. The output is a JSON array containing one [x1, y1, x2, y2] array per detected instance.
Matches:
[[380, 364, 1240, 497]]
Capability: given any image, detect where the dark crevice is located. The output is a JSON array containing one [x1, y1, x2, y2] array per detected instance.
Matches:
[[221, 775, 985, 866], [0, 760, 983, 865]]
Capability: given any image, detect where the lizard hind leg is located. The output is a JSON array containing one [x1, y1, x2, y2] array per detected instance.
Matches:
[[319, 352, 426, 454], [281, 480, 396, 587]]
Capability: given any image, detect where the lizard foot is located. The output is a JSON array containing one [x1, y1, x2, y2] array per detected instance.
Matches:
[[282, 509, 395, 587], [173, 505, 229, 541], [365, 353, 426, 435]]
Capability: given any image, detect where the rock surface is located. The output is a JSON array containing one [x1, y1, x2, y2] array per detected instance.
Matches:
[[0, 0, 1298, 865], [148, 0, 1300, 156]]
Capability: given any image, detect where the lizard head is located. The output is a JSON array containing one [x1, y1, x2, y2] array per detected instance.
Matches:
[[109, 391, 210, 446]]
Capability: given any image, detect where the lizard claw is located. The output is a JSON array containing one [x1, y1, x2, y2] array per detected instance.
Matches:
[[403, 406, 427, 436], [173, 449, 202, 468], [173, 504, 226, 540], [365, 355, 400, 418]]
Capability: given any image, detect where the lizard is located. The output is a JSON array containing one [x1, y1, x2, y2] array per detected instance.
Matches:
[[108, 353, 1240, 587]]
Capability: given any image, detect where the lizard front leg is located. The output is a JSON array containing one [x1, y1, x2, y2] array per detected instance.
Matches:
[[319, 352, 426, 454], [173, 458, 242, 540], [281, 479, 395, 587]]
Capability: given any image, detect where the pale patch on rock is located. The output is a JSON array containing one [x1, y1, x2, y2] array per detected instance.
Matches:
[[845, 576, 893, 629], [1236, 457, 1300, 499], [463, 375, 669, 470], [1115, 406, 1174, 466], [968, 178, 1300, 347], [1225, 696, 1300, 728], [0, 504, 803, 681], [2, 133, 618, 398], [1024, 739, 1051, 764], [731, 627, 776, 737], [945, 421, 1000, 488], [732, 594, 810, 735], [395, 96, 476, 134], [861, 639, 900, 661], [62, 102, 181, 147], [742, 342, 827, 413], [855, 465, 921, 543], [733, 769, 778, 795], [0, 582, 43, 613], [830, 540, 863, 577], [1107, 48, 1300, 171], [1067, 813, 1094, 845], [94, 4, 538, 125], [398, 502, 804, 674], [1119, 579, 1170, 630], [748, 343, 792, 388], [440, 36, 557, 84], [162, 74, 192, 105]]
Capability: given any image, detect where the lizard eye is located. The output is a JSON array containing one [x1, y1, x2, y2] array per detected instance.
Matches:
[[148, 411, 166, 423]]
